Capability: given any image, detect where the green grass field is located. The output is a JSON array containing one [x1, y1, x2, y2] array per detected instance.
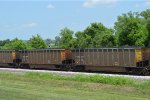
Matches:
[[0, 72, 150, 100]]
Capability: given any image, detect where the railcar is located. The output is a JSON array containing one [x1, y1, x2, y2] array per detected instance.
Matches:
[[72, 47, 150, 75], [19, 49, 75, 70], [0, 50, 21, 68], [0, 47, 150, 75]]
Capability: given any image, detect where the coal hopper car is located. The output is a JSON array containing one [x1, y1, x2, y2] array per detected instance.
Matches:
[[71, 47, 150, 75], [19, 49, 75, 70], [0, 50, 21, 68], [0, 47, 150, 75]]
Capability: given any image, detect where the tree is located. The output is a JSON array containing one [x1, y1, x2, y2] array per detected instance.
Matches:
[[45, 38, 52, 47], [2, 38, 28, 50], [55, 36, 61, 47], [141, 9, 150, 20], [0, 39, 11, 47], [75, 31, 92, 48], [114, 11, 148, 46], [93, 31, 115, 47], [59, 27, 74, 48], [75, 22, 115, 48], [28, 34, 47, 49], [141, 9, 150, 46]]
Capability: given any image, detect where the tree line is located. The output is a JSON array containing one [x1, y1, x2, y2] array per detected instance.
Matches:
[[0, 9, 150, 50]]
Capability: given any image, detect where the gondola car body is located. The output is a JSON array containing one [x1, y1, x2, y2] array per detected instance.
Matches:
[[0, 47, 150, 75], [71, 47, 150, 74], [19, 49, 74, 70]]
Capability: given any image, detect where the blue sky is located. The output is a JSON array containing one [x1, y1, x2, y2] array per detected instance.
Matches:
[[0, 0, 150, 40]]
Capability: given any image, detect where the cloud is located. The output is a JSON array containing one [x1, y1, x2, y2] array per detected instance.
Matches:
[[134, 1, 150, 8], [24, 22, 37, 28], [83, 0, 118, 8], [144, 1, 150, 6], [135, 4, 140, 8], [47, 4, 55, 9]]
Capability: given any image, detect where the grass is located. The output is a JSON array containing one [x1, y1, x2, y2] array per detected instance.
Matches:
[[0, 72, 150, 100], [26, 72, 135, 86]]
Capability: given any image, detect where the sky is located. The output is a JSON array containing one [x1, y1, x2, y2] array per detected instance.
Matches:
[[0, 0, 150, 40]]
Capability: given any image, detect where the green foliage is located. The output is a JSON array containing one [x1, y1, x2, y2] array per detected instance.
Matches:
[[54, 36, 61, 47], [141, 9, 150, 20], [74, 31, 90, 48], [0, 39, 10, 47], [28, 34, 47, 49], [1, 38, 28, 50], [141, 9, 150, 47], [45, 38, 52, 47], [114, 11, 148, 46], [59, 27, 74, 48], [74, 23, 115, 48], [92, 29, 115, 47]]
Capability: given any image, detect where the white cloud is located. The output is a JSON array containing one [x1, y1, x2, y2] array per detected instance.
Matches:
[[83, 0, 118, 8], [24, 22, 37, 28], [47, 4, 55, 9], [144, 1, 150, 6], [135, 4, 140, 8]]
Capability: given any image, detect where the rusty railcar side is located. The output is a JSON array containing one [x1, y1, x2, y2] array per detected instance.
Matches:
[[72, 48, 137, 66], [135, 48, 150, 67], [72, 47, 150, 74], [19, 49, 74, 70], [0, 50, 16, 67]]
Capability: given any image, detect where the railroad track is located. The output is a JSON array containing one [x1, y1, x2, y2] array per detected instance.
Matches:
[[0, 68, 150, 81]]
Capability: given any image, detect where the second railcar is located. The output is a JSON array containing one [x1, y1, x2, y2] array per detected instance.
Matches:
[[72, 47, 150, 75], [19, 49, 74, 70]]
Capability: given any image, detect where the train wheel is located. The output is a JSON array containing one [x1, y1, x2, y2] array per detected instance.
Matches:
[[73, 66, 85, 72], [66, 65, 73, 71], [69, 66, 74, 71], [144, 71, 150, 76], [62, 64, 73, 71], [142, 68, 150, 76], [14, 63, 20, 68]]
